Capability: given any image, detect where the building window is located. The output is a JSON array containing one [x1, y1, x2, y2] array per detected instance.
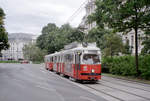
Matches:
[[138, 34, 141, 47], [131, 35, 134, 47]]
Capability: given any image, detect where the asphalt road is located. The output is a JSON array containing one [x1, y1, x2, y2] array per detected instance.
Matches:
[[0, 63, 107, 101]]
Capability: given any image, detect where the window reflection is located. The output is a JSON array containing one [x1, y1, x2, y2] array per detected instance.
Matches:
[[82, 54, 100, 64]]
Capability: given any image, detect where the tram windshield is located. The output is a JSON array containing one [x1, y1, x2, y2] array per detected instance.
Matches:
[[82, 54, 100, 64]]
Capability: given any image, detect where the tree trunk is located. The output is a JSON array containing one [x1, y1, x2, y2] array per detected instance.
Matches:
[[134, 27, 139, 76], [133, 0, 140, 76]]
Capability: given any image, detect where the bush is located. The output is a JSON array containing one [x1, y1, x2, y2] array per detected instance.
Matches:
[[102, 55, 150, 80], [101, 57, 113, 73], [139, 55, 150, 80]]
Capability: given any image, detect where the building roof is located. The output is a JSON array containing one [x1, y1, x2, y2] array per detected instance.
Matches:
[[8, 33, 38, 41]]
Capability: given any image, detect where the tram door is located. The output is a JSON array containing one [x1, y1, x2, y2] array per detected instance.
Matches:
[[75, 53, 81, 79]]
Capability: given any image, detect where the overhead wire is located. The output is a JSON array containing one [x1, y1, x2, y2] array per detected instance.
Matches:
[[66, 0, 88, 23]]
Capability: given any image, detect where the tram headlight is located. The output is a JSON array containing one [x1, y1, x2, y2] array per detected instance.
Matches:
[[92, 69, 95, 73], [83, 66, 88, 71]]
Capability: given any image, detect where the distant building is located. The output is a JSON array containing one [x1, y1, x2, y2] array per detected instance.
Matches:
[[1, 33, 38, 60], [79, 0, 96, 34], [122, 30, 144, 54], [79, 0, 144, 54]]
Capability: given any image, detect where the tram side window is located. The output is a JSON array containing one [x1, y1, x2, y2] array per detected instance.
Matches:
[[68, 54, 73, 63], [59, 56, 61, 62], [75, 54, 80, 64], [50, 57, 52, 62], [64, 54, 68, 62], [57, 56, 59, 62], [54, 56, 57, 63], [47, 57, 50, 62], [47, 58, 49, 62], [49, 57, 50, 62], [53, 57, 55, 62], [51, 57, 53, 62], [60, 55, 63, 62], [64, 54, 73, 63]]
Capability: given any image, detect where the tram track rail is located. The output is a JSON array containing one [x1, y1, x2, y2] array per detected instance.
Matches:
[[102, 79, 150, 92], [84, 84, 125, 101], [98, 83, 150, 101], [103, 75, 150, 88], [84, 82, 150, 101]]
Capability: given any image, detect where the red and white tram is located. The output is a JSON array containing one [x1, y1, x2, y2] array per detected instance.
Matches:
[[44, 42, 101, 82], [44, 54, 53, 71]]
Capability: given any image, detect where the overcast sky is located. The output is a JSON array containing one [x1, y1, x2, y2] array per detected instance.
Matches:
[[0, 0, 86, 35]]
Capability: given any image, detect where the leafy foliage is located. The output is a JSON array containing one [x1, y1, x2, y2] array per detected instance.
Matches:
[[36, 23, 84, 54], [87, 28, 125, 57], [87, 27, 108, 49], [102, 55, 150, 80], [102, 33, 125, 57], [0, 8, 9, 55], [141, 31, 150, 54], [139, 55, 150, 79], [92, 0, 150, 32], [23, 43, 47, 62]]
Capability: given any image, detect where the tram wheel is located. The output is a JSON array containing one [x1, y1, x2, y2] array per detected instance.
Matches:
[[76, 80, 83, 83]]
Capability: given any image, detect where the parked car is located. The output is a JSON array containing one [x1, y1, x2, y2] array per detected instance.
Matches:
[[20, 60, 29, 64]]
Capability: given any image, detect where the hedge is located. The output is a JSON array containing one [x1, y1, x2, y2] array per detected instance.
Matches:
[[0, 61, 19, 63], [102, 55, 150, 80]]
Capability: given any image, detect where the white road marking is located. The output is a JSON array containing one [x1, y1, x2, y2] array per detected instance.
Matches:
[[80, 96, 96, 101], [36, 85, 56, 92]]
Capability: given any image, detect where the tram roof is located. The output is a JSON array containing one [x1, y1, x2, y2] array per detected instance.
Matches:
[[63, 45, 100, 52], [45, 42, 100, 56]]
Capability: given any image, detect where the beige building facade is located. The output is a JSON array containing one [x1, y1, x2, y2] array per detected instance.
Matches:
[[1, 33, 37, 60], [79, 0, 96, 34]]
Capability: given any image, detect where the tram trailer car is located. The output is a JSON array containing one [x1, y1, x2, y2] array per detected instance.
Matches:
[[44, 54, 53, 71], [44, 42, 101, 82], [53, 52, 65, 74]]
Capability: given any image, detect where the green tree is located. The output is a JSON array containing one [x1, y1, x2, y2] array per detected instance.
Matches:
[[0, 8, 9, 55], [36, 23, 84, 54], [86, 27, 125, 57], [141, 31, 150, 54], [36, 23, 58, 50], [91, 0, 150, 75], [87, 27, 110, 50], [23, 43, 47, 62], [102, 33, 125, 57], [41, 23, 58, 35], [67, 28, 84, 43]]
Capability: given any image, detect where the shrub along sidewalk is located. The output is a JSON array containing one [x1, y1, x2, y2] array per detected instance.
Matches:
[[102, 55, 150, 80]]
